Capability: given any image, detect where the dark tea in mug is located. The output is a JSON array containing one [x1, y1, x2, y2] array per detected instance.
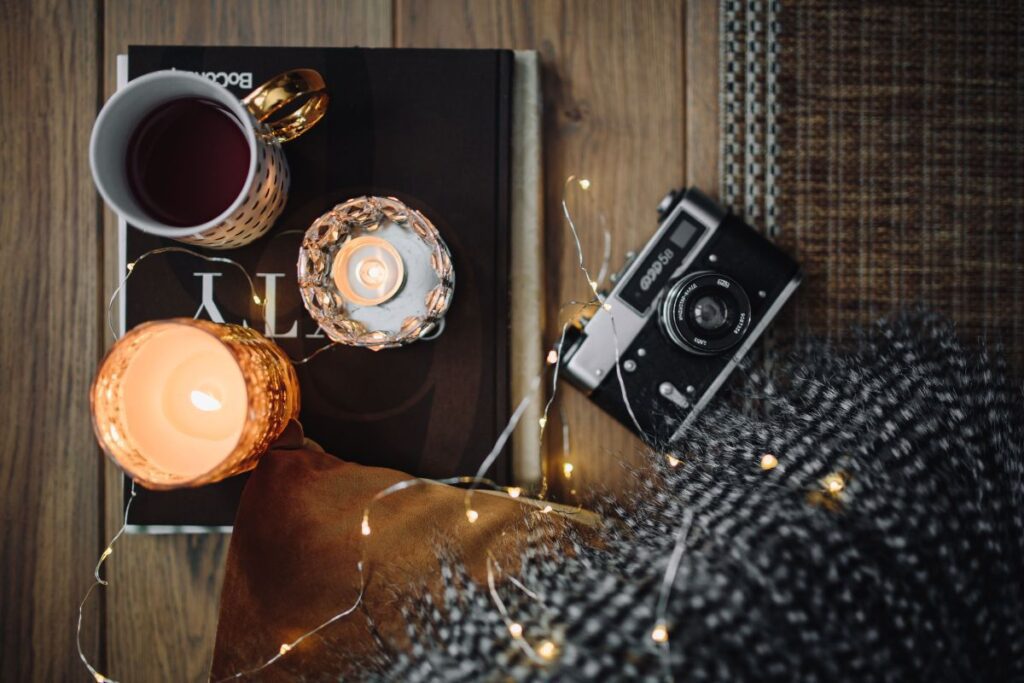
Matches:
[[125, 97, 250, 227]]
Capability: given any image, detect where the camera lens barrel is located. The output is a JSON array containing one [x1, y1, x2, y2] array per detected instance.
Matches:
[[659, 271, 752, 355]]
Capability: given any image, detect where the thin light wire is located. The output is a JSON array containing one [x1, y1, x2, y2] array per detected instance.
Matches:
[[367, 475, 505, 516], [537, 323, 570, 500], [595, 225, 613, 288], [270, 227, 342, 366], [76, 481, 137, 683], [107, 247, 267, 342], [216, 475, 508, 681], [541, 324, 571, 441], [561, 176, 604, 303], [106, 242, 345, 367], [561, 177, 643, 436], [212, 574, 365, 682], [288, 341, 339, 366], [464, 374, 543, 513], [489, 552, 545, 604], [607, 308, 645, 435], [653, 510, 695, 683], [485, 554, 549, 665]]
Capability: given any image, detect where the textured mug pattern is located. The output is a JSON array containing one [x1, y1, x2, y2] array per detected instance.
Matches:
[[176, 126, 290, 249]]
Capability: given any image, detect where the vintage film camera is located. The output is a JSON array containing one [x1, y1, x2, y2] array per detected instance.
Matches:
[[559, 187, 802, 444]]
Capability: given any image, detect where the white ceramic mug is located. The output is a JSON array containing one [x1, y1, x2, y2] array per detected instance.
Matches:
[[90, 69, 327, 249]]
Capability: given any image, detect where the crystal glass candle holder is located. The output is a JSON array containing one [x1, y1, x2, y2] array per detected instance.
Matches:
[[297, 196, 455, 350], [91, 318, 300, 489]]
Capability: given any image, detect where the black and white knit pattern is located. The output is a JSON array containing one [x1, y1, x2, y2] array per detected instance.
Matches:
[[355, 314, 1023, 681]]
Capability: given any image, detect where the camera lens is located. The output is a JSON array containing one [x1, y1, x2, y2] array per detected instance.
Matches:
[[659, 272, 752, 355], [692, 294, 730, 331]]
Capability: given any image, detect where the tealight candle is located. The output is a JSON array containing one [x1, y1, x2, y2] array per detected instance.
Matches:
[[91, 318, 299, 489], [333, 235, 405, 306], [298, 196, 454, 350]]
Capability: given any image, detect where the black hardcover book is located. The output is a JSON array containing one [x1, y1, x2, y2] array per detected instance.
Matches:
[[119, 46, 513, 529]]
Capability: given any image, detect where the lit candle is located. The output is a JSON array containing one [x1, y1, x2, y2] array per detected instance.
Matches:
[[91, 318, 300, 489], [333, 235, 405, 306], [298, 196, 455, 350]]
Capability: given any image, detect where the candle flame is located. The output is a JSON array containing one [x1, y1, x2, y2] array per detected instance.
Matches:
[[190, 390, 222, 412]]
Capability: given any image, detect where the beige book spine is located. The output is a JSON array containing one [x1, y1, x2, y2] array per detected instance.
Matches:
[[510, 51, 544, 486]]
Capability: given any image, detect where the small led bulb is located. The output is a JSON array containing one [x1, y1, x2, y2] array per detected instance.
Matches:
[[823, 472, 845, 494], [507, 487, 522, 498], [651, 622, 669, 643], [466, 509, 479, 523], [508, 622, 524, 638], [760, 453, 778, 470], [361, 517, 371, 536], [537, 639, 559, 660]]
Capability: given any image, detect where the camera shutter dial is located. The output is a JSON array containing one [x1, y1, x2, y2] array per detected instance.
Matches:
[[659, 271, 752, 355]]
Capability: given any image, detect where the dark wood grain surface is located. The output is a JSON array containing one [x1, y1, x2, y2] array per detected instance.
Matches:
[[2, 1, 718, 679], [0, 1, 102, 680]]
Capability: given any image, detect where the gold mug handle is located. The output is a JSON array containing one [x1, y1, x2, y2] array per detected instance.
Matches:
[[242, 69, 329, 143]]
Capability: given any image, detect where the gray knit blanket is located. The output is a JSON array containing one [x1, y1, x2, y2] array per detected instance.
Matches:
[[356, 314, 1023, 681]]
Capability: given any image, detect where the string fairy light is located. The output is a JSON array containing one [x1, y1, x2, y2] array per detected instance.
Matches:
[[536, 639, 559, 660], [492, 554, 546, 606], [106, 240, 343, 366], [560, 177, 644, 435], [651, 509, 695, 678], [536, 323, 572, 499], [76, 482, 137, 683], [75, 173, 655, 680], [562, 175, 603, 302], [485, 554, 557, 665], [559, 409, 581, 498], [806, 470, 849, 512], [822, 471, 846, 494], [107, 246, 269, 342], [212, 569, 365, 682], [760, 453, 779, 470]]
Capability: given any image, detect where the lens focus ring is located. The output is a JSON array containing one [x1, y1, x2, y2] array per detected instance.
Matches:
[[659, 271, 752, 355]]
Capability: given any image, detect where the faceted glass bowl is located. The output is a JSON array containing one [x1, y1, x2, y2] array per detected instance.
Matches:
[[297, 196, 455, 350]]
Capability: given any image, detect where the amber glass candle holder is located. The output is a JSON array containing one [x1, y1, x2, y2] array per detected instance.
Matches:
[[297, 196, 455, 350], [91, 318, 300, 489]]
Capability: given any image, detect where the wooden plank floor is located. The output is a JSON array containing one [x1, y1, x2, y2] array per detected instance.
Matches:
[[1, 1, 718, 679]]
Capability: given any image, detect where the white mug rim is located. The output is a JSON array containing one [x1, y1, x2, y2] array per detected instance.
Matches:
[[89, 69, 259, 238]]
